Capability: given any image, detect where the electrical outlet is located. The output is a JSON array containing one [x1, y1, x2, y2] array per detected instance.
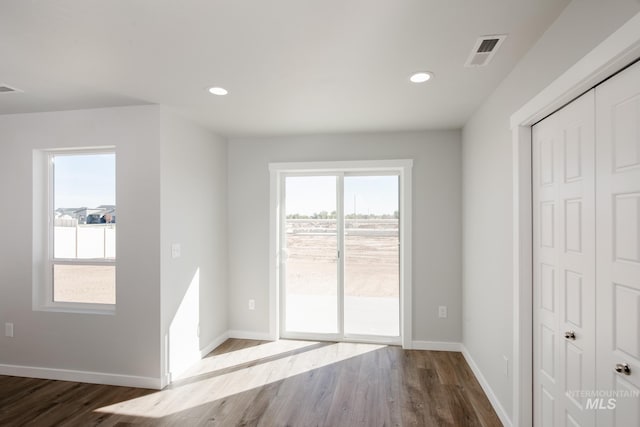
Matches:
[[248, 299, 255, 310], [438, 306, 447, 318], [503, 356, 509, 377], [5, 322, 14, 337]]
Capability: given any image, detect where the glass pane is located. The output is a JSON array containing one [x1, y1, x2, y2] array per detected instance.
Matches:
[[344, 175, 399, 336], [284, 176, 338, 334], [52, 152, 116, 305], [53, 264, 115, 304], [53, 153, 116, 260]]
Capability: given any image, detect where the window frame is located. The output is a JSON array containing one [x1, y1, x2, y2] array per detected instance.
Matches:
[[279, 171, 402, 344], [35, 147, 116, 314], [268, 159, 413, 348]]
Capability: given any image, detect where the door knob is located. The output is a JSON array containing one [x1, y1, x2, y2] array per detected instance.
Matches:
[[564, 330, 576, 340], [615, 363, 631, 375]]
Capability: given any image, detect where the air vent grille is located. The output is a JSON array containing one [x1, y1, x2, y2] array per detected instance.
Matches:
[[477, 38, 500, 53], [465, 35, 507, 67]]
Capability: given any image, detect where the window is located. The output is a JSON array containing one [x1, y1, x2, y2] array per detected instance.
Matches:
[[269, 159, 413, 347], [34, 148, 116, 312], [281, 173, 400, 339]]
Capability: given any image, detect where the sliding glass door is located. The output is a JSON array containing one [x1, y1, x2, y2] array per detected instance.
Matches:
[[283, 176, 339, 335], [344, 175, 399, 337], [281, 173, 400, 343]]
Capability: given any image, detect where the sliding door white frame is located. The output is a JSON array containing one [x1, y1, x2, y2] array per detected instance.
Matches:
[[510, 12, 640, 427], [269, 159, 413, 348], [278, 171, 344, 343]]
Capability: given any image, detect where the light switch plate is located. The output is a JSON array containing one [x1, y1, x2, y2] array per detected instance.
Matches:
[[171, 243, 181, 259]]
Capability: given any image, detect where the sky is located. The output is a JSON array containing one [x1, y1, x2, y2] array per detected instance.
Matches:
[[285, 175, 398, 216], [54, 153, 116, 209], [53, 158, 397, 214]]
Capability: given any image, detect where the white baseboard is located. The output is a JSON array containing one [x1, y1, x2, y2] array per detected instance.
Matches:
[[200, 331, 229, 358], [410, 341, 511, 426], [227, 330, 275, 341], [0, 364, 162, 390], [461, 346, 512, 427], [166, 331, 231, 386], [411, 340, 462, 352], [0, 332, 233, 391]]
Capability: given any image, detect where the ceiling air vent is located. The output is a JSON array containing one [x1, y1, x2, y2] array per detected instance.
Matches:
[[0, 84, 22, 94], [464, 35, 507, 67]]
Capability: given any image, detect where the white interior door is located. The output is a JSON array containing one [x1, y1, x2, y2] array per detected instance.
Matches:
[[533, 90, 596, 427], [595, 60, 640, 426]]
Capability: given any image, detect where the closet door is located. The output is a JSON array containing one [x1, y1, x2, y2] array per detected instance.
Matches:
[[595, 60, 640, 427], [532, 90, 596, 427]]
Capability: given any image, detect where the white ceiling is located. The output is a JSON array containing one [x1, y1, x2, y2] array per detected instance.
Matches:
[[0, 0, 569, 137]]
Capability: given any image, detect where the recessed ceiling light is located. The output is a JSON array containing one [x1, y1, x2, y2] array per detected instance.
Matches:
[[409, 72, 433, 83], [208, 87, 228, 96]]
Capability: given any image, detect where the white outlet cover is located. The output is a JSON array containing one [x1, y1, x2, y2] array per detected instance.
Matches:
[[5, 322, 14, 337]]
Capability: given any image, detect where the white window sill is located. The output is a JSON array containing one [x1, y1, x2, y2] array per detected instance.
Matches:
[[34, 303, 116, 316]]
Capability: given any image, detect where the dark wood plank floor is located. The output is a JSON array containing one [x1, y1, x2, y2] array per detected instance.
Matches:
[[0, 339, 502, 426]]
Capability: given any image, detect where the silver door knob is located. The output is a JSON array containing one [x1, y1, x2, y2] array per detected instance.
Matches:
[[564, 331, 576, 340], [615, 363, 631, 375]]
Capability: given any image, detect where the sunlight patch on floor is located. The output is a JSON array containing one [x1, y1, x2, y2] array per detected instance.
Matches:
[[176, 339, 321, 381], [95, 340, 386, 419]]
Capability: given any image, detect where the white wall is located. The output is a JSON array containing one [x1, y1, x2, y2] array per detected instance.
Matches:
[[462, 0, 640, 421], [159, 109, 228, 382], [0, 106, 162, 384], [228, 130, 462, 343]]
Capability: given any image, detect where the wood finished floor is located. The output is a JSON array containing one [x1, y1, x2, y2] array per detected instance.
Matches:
[[0, 339, 502, 426]]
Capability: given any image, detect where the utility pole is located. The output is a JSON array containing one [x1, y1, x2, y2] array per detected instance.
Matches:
[[353, 194, 357, 227]]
